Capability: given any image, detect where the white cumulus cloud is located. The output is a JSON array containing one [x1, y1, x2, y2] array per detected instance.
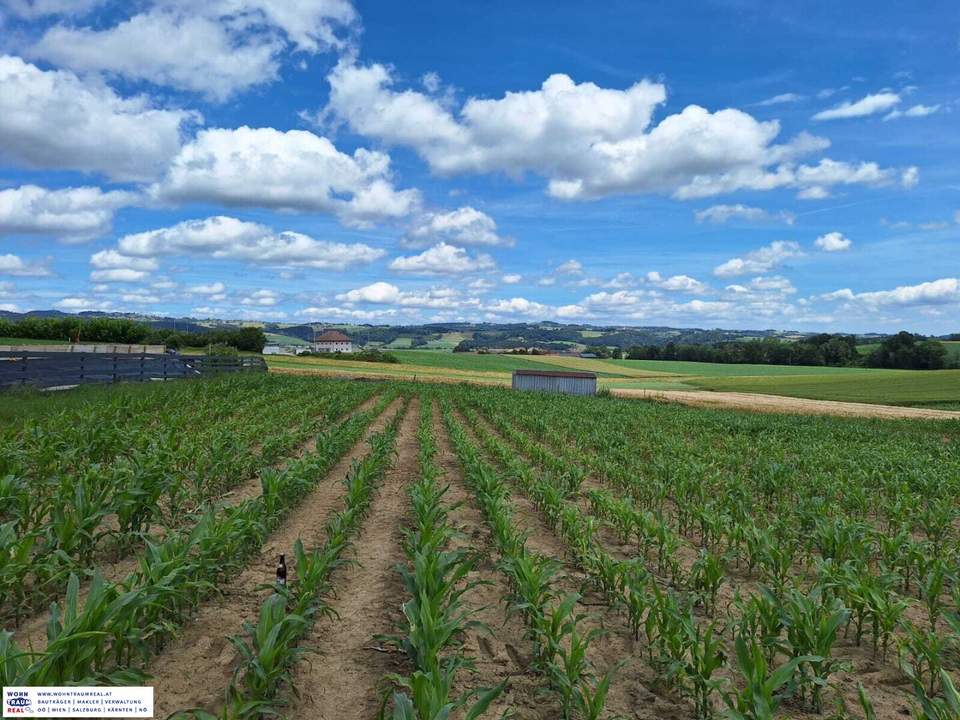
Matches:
[[814, 231, 852, 252], [0, 254, 53, 277], [0, 55, 195, 181], [322, 62, 896, 202], [0, 185, 137, 241], [116, 216, 384, 270], [150, 127, 418, 225], [713, 240, 802, 278], [26, 1, 357, 101], [403, 206, 513, 248], [389, 242, 496, 275]]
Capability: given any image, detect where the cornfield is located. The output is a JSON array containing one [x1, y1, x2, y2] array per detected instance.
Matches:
[[1, 375, 958, 720]]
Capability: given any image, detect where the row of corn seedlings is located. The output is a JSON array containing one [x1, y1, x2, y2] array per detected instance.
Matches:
[[0, 389, 402, 688], [451, 385, 960, 718], [1, 378, 379, 625], [175, 399, 408, 720], [455, 398, 848, 718], [378, 398, 504, 719], [0, 374, 265, 481], [441, 401, 618, 720]]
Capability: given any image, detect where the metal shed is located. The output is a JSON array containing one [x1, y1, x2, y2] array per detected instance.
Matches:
[[512, 369, 598, 396]]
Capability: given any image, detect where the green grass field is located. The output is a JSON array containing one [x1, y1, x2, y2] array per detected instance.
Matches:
[[389, 350, 568, 373], [268, 349, 960, 410], [0, 337, 71, 345]]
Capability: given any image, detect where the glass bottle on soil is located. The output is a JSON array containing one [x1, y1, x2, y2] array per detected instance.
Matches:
[[276, 554, 287, 587]]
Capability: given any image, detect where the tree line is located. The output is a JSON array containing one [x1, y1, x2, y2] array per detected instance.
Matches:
[[621, 332, 952, 370], [0, 317, 266, 352]]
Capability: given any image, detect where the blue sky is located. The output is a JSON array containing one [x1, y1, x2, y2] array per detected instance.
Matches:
[[0, 0, 958, 332]]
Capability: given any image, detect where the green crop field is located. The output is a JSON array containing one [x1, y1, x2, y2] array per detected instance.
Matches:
[[1, 374, 957, 718], [263, 332, 309, 346], [266, 349, 960, 409]]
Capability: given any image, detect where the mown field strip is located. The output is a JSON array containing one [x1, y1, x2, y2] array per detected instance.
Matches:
[[284, 398, 420, 719], [149, 395, 407, 718], [6, 388, 382, 649]]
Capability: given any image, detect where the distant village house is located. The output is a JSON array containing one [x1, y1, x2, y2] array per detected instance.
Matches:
[[312, 330, 353, 354]]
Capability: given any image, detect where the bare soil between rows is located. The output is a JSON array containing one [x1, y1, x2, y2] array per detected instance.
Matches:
[[148, 395, 403, 718], [285, 397, 419, 719]]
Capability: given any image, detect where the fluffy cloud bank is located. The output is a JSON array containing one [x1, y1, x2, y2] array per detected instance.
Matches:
[[320, 61, 906, 201], [0, 253, 52, 277], [150, 127, 419, 225], [0, 185, 136, 241], [25, 0, 357, 100], [113, 215, 384, 270], [823, 278, 959, 307], [0, 55, 195, 181]]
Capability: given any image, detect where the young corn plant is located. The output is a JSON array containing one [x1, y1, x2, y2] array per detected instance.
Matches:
[[689, 549, 727, 617], [722, 633, 811, 720], [380, 400, 504, 720], [780, 588, 849, 713], [677, 615, 727, 720]]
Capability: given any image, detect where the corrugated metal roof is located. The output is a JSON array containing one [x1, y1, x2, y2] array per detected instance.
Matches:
[[513, 369, 597, 379]]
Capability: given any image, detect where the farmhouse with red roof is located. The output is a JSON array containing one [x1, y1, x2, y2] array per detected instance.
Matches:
[[311, 330, 353, 354]]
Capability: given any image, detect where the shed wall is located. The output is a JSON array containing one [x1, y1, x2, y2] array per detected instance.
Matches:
[[512, 373, 597, 396]]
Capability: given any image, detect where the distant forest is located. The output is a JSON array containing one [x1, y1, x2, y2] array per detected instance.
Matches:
[[623, 332, 953, 370], [0, 317, 267, 352]]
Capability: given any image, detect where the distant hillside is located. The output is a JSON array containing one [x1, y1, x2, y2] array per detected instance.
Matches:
[[3, 310, 945, 352]]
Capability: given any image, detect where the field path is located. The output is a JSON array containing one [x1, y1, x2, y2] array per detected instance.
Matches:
[[285, 397, 420, 719], [615, 388, 960, 419], [148, 395, 405, 718]]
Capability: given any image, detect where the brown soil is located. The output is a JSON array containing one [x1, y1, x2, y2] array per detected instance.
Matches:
[[147, 396, 404, 718], [614, 389, 960, 420], [284, 398, 420, 719]]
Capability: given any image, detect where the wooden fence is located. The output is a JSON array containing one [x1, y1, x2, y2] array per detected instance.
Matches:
[[0, 352, 267, 389]]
